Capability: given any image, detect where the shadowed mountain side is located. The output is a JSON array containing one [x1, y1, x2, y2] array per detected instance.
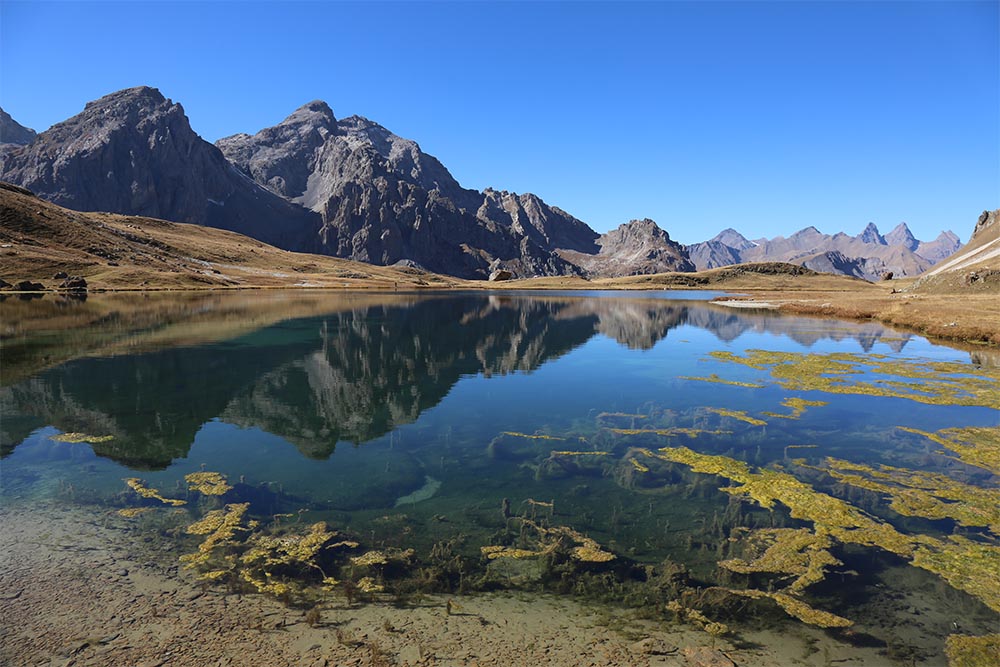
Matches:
[[0, 88, 321, 250], [0, 181, 463, 291]]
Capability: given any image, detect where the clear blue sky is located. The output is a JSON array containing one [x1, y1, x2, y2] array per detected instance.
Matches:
[[2, 1, 997, 244]]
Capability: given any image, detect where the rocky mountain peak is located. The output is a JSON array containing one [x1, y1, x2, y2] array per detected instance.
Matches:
[[0, 108, 37, 147], [857, 222, 886, 245], [885, 222, 918, 251], [710, 228, 755, 250]]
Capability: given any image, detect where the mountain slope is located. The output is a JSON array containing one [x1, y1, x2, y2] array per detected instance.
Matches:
[[217, 101, 600, 278], [0, 181, 459, 290], [0, 88, 322, 251]]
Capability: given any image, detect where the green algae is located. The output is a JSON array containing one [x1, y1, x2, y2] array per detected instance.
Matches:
[[945, 633, 1000, 667], [899, 426, 1000, 476], [679, 374, 765, 389], [815, 457, 1000, 535], [710, 350, 1000, 409], [705, 408, 767, 426], [761, 397, 828, 420], [719, 527, 841, 594], [50, 432, 114, 443], [654, 446, 1000, 613]]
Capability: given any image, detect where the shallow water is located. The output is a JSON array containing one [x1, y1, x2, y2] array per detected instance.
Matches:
[[2, 290, 997, 664]]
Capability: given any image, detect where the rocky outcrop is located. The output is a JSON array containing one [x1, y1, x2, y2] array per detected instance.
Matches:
[[688, 221, 958, 280], [217, 103, 598, 278], [561, 218, 693, 277], [0, 87, 321, 251], [0, 108, 36, 151]]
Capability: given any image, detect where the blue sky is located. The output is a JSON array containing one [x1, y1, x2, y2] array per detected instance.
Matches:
[[1, 1, 997, 244]]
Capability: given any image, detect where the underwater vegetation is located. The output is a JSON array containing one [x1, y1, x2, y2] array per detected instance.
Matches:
[[811, 457, 1000, 535], [50, 432, 114, 443], [125, 478, 187, 506], [678, 374, 765, 389], [709, 350, 1000, 409], [761, 397, 828, 420], [899, 426, 1000, 476], [650, 446, 1000, 627], [704, 408, 767, 427], [945, 633, 1000, 667], [185, 471, 233, 496]]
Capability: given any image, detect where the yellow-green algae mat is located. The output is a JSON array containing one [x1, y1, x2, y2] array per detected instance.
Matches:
[[632, 443, 1000, 666], [707, 350, 1000, 409]]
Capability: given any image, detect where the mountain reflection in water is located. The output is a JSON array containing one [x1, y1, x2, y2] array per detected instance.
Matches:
[[1, 290, 920, 468]]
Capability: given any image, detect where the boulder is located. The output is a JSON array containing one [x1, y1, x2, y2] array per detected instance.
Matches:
[[13, 280, 44, 291], [59, 276, 88, 291], [489, 269, 514, 282]]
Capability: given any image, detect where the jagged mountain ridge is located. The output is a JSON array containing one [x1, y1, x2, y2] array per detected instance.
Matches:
[[0, 87, 965, 281], [1, 88, 692, 279], [0, 88, 321, 251], [687, 221, 960, 280]]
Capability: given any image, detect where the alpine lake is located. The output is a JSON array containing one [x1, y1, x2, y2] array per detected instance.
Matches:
[[2, 290, 998, 666]]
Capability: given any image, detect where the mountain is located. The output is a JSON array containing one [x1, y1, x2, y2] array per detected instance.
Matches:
[[1, 88, 684, 279], [856, 222, 886, 245], [0, 108, 36, 151], [687, 221, 958, 281], [0, 180, 460, 291], [557, 218, 694, 277], [916, 209, 999, 291], [915, 230, 962, 263], [885, 222, 918, 251], [0, 88, 321, 251], [216, 101, 606, 278]]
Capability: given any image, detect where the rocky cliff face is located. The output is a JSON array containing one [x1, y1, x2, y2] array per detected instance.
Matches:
[[560, 218, 694, 277], [687, 221, 959, 280], [217, 102, 601, 278], [0, 88, 321, 250], [0, 108, 36, 151]]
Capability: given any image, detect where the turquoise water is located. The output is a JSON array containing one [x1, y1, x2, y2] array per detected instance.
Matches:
[[1, 290, 997, 663]]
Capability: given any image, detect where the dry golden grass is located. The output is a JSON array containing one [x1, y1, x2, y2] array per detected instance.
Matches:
[[3, 184, 997, 348]]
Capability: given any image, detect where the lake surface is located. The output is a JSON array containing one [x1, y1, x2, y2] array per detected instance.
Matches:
[[2, 290, 998, 665]]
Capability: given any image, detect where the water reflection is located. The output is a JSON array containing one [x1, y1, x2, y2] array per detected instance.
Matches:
[[2, 291, 921, 468]]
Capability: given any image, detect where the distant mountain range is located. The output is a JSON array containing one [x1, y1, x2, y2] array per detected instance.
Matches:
[[0, 86, 963, 280], [686, 223, 961, 281]]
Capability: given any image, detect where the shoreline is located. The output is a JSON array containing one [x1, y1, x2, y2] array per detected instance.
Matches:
[[0, 500, 897, 667], [5, 281, 998, 351]]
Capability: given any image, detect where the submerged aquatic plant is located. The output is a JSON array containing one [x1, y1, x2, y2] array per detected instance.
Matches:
[[124, 478, 187, 506], [185, 471, 232, 496], [500, 431, 564, 441], [719, 528, 841, 594], [705, 408, 767, 427], [945, 633, 1000, 667], [899, 426, 1000, 476], [725, 589, 853, 628], [679, 374, 765, 389], [761, 397, 828, 420], [710, 350, 1000, 409], [117, 507, 154, 518], [655, 447, 1000, 614], [51, 432, 114, 443], [609, 427, 732, 438], [815, 457, 1000, 535]]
